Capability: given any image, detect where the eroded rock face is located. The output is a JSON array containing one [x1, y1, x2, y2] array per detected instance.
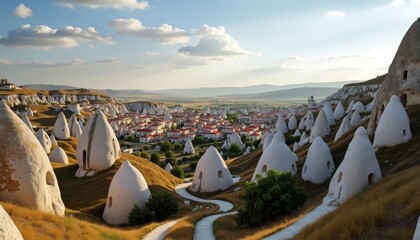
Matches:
[[0, 205, 23, 240], [53, 112, 70, 140], [0, 102, 65, 216], [327, 127, 382, 205], [373, 95, 412, 149], [252, 133, 298, 182], [49, 147, 69, 165], [190, 146, 234, 193], [75, 109, 120, 177], [302, 137, 335, 184], [369, 19, 420, 132], [103, 161, 151, 225]]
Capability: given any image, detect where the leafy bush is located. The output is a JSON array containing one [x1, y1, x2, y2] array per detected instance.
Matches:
[[189, 161, 198, 170], [254, 139, 262, 148], [165, 158, 176, 166], [285, 135, 301, 145], [125, 135, 136, 142], [174, 143, 183, 150], [140, 151, 149, 159], [150, 153, 160, 164], [229, 144, 241, 154], [146, 191, 178, 221], [236, 170, 308, 226], [160, 141, 174, 152], [192, 136, 205, 145], [171, 165, 184, 178], [165, 151, 175, 159], [128, 204, 152, 225]]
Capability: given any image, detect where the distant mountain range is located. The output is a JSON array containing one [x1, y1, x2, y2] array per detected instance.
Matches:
[[22, 81, 354, 101], [152, 81, 356, 98], [23, 84, 78, 91], [220, 87, 339, 100]]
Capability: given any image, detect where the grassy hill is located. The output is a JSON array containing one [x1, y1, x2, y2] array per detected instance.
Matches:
[[220, 87, 338, 101], [1, 104, 188, 240]]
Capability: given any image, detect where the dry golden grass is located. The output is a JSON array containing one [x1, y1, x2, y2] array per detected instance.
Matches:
[[54, 152, 182, 220], [0, 88, 48, 96], [165, 204, 220, 240], [2, 201, 162, 240], [290, 105, 420, 240]]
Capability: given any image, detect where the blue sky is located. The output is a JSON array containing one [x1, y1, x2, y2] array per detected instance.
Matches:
[[0, 0, 419, 90]]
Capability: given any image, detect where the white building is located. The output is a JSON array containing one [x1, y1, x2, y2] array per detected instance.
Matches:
[[75, 109, 121, 177], [190, 146, 234, 193], [302, 137, 335, 184], [103, 161, 151, 225], [252, 133, 297, 182], [0, 102, 65, 216], [326, 127, 382, 205]]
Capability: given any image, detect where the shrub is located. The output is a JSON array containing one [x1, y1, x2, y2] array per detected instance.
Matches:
[[147, 191, 178, 221], [192, 136, 205, 145], [165, 151, 175, 159], [125, 135, 136, 142], [254, 139, 262, 148], [171, 165, 184, 178], [229, 144, 241, 154], [150, 153, 160, 164], [236, 170, 308, 226], [128, 204, 152, 225], [189, 161, 198, 170], [140, 151, 149, 159], [285, 135, 301, 145], [160, 141, 174, 152], [165, 158, 176, 166], [174, 143, 183, 150]]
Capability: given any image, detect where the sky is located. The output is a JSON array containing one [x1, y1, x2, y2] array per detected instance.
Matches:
[[0, 0, 419, 90]]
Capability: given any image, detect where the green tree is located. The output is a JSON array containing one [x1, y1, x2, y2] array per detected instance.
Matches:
[[254, 139, 262, 148], [128, 204, 152, 225], [146, 191, 178, 221], [150, 153, 160, 164], [241, 134, 248, 142], [192, 136, 205, 145], [229, 143, 241, 154], [140, 151, 149, 159], [165, 158, 176, 166], [236, 170, 308, 226], [174, 143, 183, 150], [165, 151, 175, 159], [189, 161, 198, 171], [125, 135, 136, 142], [285, 135, 301, 145], [171, 165, 184, 178], [160, 141, 174, 152]]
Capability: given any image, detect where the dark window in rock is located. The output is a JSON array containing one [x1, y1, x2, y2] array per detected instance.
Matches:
[[403, 70, 408, 80]]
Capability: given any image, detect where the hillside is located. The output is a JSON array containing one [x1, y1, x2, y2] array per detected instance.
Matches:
[[0, 104, 189, 240], [22, 84, 78, 91], [207, 104, 419, 240], [321, 74, 386, 105], [153, 82, 355, 98], [219, 87, 338, 101]]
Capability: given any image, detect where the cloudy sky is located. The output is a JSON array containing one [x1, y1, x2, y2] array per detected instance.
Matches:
[[0, 0, 419, 90]]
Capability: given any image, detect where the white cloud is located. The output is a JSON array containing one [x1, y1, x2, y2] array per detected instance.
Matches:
[[325, 11, 346, 17], [0, 24, 113, 49], [108, 18, 190, 45], [0, 59, 85, 67], [54, 0, 148, 10], [0, 59, 12, 65], [391, 0, 407, 6], [178, 25, 249, 60], [14, 4, 32, 18], [97, 58, 120, 63], [250, 55, 372, 73]]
